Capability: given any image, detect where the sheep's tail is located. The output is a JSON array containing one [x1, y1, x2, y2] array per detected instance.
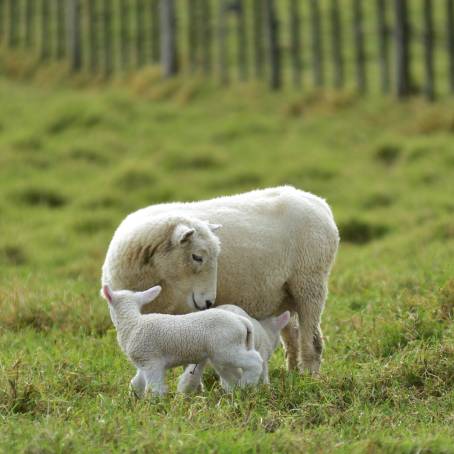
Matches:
[[238, 316, 255, 351]]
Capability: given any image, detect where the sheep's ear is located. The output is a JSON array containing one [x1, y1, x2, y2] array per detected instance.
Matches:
[[101, 285, 113, 304], [137, 285, 162, 305], [208, 223, 222, 232], [172, 224, 195, 245], [272, 311, 291, 331]]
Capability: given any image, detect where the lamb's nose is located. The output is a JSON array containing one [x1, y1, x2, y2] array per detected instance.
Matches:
[[205, 300, 213, 309]]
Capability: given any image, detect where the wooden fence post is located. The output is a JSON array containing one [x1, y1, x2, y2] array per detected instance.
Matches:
[[201, 0, 212, 75], [150, 0, 160, 64], [253, 0, 264, 79], [330, 0, 344, 89], [67, 0, 82, 72], [7, 0, 18, 47], [218, 0, 229, 85], [289, 0, 302, 88], [353, 0, 367, 93], [136, 0, 145, 67], [377, 0, 390, 93], [160, 0, 178, 77], [41, 0, 51, 60], [119, 0, 129, 70], [24, 0, 35, 48], [88, 0, 98, 72], [447, 0, 454, 93], [265, 0, 281, 90], [423, 0, 435, 100], [237, 0, 248, 81], [102, 0, 113, 77], [394, 0, 411, 98], [310, 0, 324, 87], [188, 0, 199, 72], [56, 0, 66, 58], [0, 0, 3, 45]]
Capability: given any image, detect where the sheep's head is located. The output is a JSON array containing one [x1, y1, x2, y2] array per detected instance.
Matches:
[[103, 215, 221, 314]]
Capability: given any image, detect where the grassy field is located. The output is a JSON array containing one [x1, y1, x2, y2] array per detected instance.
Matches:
[[0, 69, 454, 453]]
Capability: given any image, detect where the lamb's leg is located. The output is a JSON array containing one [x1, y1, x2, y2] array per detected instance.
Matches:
[[261, 361, 270, 385], [130, 369, 146, 398], [289, 272, 328, 375], [177, 360, 207, 393], [280, 315, 301, 371], [142, 366, 167, 396]]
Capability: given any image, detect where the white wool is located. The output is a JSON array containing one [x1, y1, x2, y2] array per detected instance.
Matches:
[[177, 305, 290, 393], [102, 285, 263, 397], [101, 186, 339, 375]]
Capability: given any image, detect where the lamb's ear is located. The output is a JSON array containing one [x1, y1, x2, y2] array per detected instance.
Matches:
[[101, 285, 113, 304], [208, 223, 222, 232], [137, 285, 162, 305], [272, 311, 291, 331], [172, 224, 195, 245]]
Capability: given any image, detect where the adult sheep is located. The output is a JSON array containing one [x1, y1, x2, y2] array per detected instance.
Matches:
[[101, 186, 339, 374]]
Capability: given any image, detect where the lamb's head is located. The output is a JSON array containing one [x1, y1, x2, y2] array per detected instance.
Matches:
[[101, 285, 162, 312], [103, 215, 221, 314], [260, 311, 291, 352]]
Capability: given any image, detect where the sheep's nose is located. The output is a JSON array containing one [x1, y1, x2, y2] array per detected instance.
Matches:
[[205, 300, 213, 309]]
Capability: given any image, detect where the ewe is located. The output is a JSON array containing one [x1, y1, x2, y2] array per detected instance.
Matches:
[[102, 285, 263, 396], [102, 185, 339, 375], [178, 305, 291, 393]]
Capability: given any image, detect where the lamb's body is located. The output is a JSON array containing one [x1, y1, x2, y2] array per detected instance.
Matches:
[[178, 305, 290, 392], [102, 186, 339, 374], [104, 286, 263, 396]]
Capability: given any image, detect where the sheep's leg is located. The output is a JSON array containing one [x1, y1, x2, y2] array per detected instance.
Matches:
[[177, 360, 207, 393], [142, 366, 167, 396], [280, 315, 301, 371], [130, 369, 146, 398], [289, 272, 328, 375]]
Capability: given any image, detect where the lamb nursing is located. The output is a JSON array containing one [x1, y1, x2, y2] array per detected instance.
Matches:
[[178, 305, 291, 393], [101, 285, 263, 397]]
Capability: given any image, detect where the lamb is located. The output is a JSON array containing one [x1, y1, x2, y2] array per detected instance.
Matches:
[[102, 185, 339, 375], [101, 285, 263, 397], [178, 305, 291, 393]]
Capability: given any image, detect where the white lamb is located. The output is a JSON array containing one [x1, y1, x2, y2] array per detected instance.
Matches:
[[178, 305, 291, 393], [101, 285, 263, 396]]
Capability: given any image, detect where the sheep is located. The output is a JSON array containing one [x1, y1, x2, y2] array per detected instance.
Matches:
[[102, 185, 339, 375], [178, 305, 291, 393], [101, 285, 263, 397]]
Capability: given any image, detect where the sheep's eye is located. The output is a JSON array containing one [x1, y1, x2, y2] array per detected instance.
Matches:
[[192, 254, 203, 263]]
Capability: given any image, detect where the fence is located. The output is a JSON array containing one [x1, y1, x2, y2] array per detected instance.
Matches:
[[0, 0, 453, 100]]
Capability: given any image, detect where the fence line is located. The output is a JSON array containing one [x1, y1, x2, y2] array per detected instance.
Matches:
[[0, 0, 453, 100]]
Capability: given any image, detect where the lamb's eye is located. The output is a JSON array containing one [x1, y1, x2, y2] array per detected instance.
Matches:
[[192, 254, 203, 263]]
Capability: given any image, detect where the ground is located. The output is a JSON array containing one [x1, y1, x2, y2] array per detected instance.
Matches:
[[0, 72, 453, 453]]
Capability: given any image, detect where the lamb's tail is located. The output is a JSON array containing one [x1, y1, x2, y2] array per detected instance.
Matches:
[[238, 316, 255, 351]]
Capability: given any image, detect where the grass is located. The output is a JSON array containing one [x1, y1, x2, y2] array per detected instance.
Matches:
[[0, 68, 454, 453]]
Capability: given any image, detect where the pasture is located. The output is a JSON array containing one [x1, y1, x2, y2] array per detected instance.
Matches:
[[0, 71, 454, 453]]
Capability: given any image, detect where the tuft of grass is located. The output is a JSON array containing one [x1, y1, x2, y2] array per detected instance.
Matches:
[[339, 218, 389, 244], [375, 143, 402, 166]]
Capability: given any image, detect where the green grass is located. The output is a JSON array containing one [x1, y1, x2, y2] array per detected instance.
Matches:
[[0, 70, 454, 453]]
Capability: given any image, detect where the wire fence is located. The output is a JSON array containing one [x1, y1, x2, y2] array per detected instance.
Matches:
[[0, 0, 453, 100]]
